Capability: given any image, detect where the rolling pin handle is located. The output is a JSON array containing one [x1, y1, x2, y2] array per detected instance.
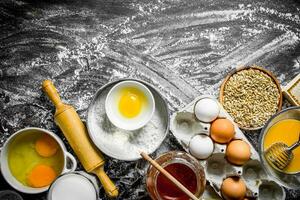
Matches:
[[42, 80, 63, 108], [94, 166, 119, 198]]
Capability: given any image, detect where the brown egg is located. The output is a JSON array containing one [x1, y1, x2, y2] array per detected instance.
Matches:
[[221, 177, 246, 200], [210, 118, 235, 143], [226, 140, 251, 165]]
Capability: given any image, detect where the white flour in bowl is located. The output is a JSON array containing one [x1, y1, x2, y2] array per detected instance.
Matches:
[[87, 81, 169, 161]]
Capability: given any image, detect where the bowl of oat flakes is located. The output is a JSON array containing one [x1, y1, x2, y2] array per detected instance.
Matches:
[[219, 66, 282, 130]]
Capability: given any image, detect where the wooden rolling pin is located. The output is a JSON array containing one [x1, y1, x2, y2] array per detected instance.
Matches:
[[42, 80, 118, 198]]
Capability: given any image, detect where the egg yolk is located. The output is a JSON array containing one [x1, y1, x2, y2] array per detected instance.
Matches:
[[118, 87, 146, 118], [27, 164, 57, 188], [35, 134, 59, 157]]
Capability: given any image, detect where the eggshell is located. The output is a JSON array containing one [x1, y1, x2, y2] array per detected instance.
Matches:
[[221, 177, 246, 200], [194, 98, 220, 122], [210, 118, 235, 143], [189, 134, 214, 159], [226, 140, 251, 165]]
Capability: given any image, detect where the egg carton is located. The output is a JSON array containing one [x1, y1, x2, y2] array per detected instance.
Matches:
[[170, 95, 286, 200]]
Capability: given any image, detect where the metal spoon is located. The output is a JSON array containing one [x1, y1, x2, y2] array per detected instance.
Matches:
[[264, 132, 300, 171]]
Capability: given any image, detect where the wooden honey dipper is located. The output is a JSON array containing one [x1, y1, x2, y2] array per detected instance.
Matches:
[[42, 80, 118, 198], [264, 132, 300, 171]]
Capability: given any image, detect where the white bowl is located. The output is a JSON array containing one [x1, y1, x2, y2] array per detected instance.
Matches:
[[105, 80, 155, 130], [0, 127, 77, 194], [48, 172, 99, 200]]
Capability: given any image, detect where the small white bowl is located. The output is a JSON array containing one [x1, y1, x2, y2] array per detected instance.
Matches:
[[105, 80, 155, 130]]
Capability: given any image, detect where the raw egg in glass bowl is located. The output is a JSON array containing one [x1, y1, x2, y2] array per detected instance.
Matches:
[[105, 80, 155, 130]]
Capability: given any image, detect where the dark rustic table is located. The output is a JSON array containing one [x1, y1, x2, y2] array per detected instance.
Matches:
[[0, 0, 299, 199]]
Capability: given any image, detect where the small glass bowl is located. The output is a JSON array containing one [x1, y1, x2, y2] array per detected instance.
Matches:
[[146, 151, 206, 200], [259, 106, 300, 189]]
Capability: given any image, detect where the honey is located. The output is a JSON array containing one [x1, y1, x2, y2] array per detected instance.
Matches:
[[146, 151, 205, 200], [263, 119, 300, 173], [156, 163, 197, 200]]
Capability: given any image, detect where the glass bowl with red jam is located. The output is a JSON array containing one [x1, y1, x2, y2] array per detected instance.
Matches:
[[146, 151, 206, 200]]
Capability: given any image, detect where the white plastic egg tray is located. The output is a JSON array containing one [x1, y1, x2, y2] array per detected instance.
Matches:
[[170, 95, 286, 200]]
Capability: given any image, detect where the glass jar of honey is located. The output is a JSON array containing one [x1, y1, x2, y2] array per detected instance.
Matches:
[[146, 151, 206, 200]]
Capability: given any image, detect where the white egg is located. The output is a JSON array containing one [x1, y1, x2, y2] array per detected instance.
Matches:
[[194, 98, 220, 122], [189, 134, 214, 159]]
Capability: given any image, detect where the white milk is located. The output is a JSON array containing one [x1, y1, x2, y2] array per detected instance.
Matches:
[[48, 173, 97, 200]]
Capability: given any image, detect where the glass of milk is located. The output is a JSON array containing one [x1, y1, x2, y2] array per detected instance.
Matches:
[[47, 171, 99, 200]]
